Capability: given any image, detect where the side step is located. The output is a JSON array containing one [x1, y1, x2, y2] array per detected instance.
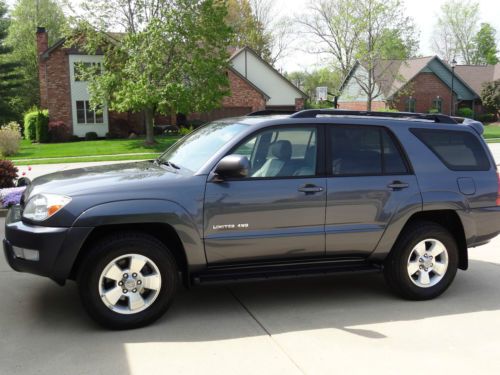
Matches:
[[193, 258, 381, 285]]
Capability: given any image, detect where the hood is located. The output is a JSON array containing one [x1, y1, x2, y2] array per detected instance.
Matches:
[[26, 161, 187, 198]]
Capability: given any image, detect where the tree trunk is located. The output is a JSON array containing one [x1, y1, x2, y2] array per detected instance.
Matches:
[[144, 107, 155, 145]]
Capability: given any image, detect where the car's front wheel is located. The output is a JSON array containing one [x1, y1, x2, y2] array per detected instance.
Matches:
[[384, 222, 459, 300], [78, 232, 178, 329]]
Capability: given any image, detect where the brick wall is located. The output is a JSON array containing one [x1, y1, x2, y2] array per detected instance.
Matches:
[[295, 98, 305, 111], [222, 70, 266, 111], [337, 101, 386, 111], [393, 72, 453, 114]]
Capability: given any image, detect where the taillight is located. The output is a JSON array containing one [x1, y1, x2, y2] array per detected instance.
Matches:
[[497, 172, 500, 206]]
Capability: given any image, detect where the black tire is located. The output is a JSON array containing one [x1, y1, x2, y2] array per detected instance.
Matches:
[[384, 221, 459, 300], [77, 232, 178, 330]]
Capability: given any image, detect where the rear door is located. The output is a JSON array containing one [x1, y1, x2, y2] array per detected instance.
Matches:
[[325, 125, 420, 256], [203, 125, 327, 264]]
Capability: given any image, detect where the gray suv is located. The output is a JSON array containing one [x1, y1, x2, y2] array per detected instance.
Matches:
[[4, 109, 500, 329]]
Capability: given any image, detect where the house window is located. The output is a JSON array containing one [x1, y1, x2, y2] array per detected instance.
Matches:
[[405, 97, 416, 112], [432, 97, 443, 113], [76, 101, 104, 124], [74, 62, 102, 82]]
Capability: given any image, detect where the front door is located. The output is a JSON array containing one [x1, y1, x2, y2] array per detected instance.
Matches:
[[325, 125, 420, 256], [204, 125, 326, 264]]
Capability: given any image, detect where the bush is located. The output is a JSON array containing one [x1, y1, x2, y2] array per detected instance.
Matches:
[[457, 107, 474, 118], [179, 126, 193, 136], [376, 108, 399, 112], [477, 113, 497, 123], [85, 132, 98, 141], [428, 108, 439, 114], [48, 121, 70, 142], [0, 160, 18, 188], [0, 122, 22, 156], [24, 109, 49, 142], [69, 135, 81, 142]]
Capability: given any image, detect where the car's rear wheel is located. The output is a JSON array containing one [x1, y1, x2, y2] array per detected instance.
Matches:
[[383, 222, 459, 300], [78, 232, 178, 329]]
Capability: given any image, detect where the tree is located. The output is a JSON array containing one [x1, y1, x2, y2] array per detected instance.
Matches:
[[286, 67, 342, 102], [432, 0, 480, 64], [71, 0, 232, 145], [0, 0, 21, 124], [226, 0, 271, 62], [472, 23, 499, 65], [6, 0, 67, 114], [481, 79, 500, 115]]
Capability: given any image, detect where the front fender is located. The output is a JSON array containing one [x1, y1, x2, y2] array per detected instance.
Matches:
[[72, 199, 206, 271]]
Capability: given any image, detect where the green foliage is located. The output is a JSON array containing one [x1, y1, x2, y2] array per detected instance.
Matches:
[[24, 109, 48, 142], [473, 23, 499, 65], [0, 159, 18, 188], [179, 126, 194, 136], [71, 0, 232, 145], [428, 108, 439, 114], [286, 68, 342, 102], [226, 0, 271, 62], [457, 107, 474, 118], [481, 79, 500, 113], [85, 132, 98, 141], [476, 113, 497, 123], [6, 0, 67, 116], [35, 110, 49, 143], [0, 0, 22, 124], [377, 107, 399, 112]]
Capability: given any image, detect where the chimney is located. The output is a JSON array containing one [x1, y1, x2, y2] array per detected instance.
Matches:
[[36, 27, 48, 56]]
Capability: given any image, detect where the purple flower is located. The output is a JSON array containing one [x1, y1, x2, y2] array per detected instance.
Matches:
[[1, 187, 26, 208]]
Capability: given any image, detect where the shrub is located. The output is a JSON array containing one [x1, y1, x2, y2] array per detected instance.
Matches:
[[376, 107, 399, 113], [85, 132, 98, 141], [48, 121, 70, 142], [24, 109, 49, 142], [0, 160, 18, 188], [0, 122, 22, 156], [179, 126, 193, 136], [69, 135, 81, 142], [428, 108, 439, 114], [457, 107, 474, 118], [477, 113, 497, 123]]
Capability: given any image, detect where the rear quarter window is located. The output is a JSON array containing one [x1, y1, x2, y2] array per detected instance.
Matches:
[[410, 128, 490, 171]]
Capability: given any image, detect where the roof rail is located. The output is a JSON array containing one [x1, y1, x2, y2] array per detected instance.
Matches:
[[290, 109, 458, 124], [247, 109, 297, 116]]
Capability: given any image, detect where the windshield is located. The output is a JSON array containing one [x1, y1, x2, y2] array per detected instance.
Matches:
[[158, 121, 249, 172]]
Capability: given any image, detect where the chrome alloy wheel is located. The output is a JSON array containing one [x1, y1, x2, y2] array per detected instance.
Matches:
[[407, 239, 449, 288], [98, 254, 162, 314]]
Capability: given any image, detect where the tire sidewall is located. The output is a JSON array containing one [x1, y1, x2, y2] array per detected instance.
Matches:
[[78, 235, 178, 329]]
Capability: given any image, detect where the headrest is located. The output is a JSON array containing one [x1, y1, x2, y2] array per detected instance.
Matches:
[[271, 140, 292, 160]]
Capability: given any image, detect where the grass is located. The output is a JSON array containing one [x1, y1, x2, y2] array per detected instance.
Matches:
[[7, 135, 180, 165], [484, 123, 500, 142]]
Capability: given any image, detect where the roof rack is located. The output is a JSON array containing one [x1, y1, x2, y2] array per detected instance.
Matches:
[[247, 109, 297, 116], [290, 109, 458, 124]]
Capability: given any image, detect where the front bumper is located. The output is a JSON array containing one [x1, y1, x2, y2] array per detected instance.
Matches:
[[3, 206, 92, 284]]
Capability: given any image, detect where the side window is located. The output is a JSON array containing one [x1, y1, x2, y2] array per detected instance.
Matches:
[[233, 127, 317, 178], [330, 126, 409, 176], [411, 128, 490, 171]]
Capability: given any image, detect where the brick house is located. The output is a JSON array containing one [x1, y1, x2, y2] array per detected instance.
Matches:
[[36, 28, 307, 137], [337, 56, 499, 116]]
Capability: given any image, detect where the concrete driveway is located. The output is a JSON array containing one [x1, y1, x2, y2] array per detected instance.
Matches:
[[1, 218, 500, 375]]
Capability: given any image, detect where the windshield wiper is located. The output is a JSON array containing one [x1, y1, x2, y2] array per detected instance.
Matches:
[[155, 159, 180, 170]]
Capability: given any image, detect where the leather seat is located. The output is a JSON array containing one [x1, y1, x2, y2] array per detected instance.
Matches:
[[252, 140, 293, 177]]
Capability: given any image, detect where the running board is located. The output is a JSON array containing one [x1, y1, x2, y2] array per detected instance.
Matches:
[[193, 259, 381, 285]]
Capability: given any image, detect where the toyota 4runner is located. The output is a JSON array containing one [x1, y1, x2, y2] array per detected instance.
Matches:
[[4, 109, 500, 329]]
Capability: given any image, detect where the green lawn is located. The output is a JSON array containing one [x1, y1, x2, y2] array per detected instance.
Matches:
[[484, 123, 500, 141], [8, 136, 180, 165]]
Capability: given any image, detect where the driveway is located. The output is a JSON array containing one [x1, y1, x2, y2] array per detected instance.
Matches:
[[1, 218, 500, 374]]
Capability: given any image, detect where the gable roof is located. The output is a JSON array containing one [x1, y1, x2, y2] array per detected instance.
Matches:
[[228, 66, 270, 100], [229, 46, 308, 98], [455, 64, 500, 95], [339, 55, 479, 100]]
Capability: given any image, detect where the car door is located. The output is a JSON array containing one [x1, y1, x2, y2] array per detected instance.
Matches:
[[204, 125, 327, 264], [325, 125, 420, 257]]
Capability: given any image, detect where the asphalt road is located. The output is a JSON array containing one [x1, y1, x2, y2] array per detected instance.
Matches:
[[1, 219, 500, 375]]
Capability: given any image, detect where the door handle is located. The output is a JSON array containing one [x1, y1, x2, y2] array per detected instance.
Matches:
[[387, 181, 409, 190], [298, 184, 324, 194]]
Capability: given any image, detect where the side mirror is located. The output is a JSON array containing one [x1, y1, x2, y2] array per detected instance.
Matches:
[[214, 154, 250, 180]]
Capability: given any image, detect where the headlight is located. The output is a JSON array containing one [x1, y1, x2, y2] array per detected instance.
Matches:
[[23, 194, 71, 221]]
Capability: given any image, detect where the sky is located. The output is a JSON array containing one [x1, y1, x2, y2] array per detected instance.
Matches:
[[4, 0, 500, 72]]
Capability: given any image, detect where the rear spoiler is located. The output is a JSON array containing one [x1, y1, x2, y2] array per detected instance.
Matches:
[[452, 117, 484, 135]]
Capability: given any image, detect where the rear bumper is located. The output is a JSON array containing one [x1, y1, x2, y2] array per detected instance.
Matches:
[[468, 206, 500, 247], [3, 206, 92, 284]]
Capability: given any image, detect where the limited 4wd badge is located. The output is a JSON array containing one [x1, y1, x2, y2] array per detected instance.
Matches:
[[212, 223, 249, 230]]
